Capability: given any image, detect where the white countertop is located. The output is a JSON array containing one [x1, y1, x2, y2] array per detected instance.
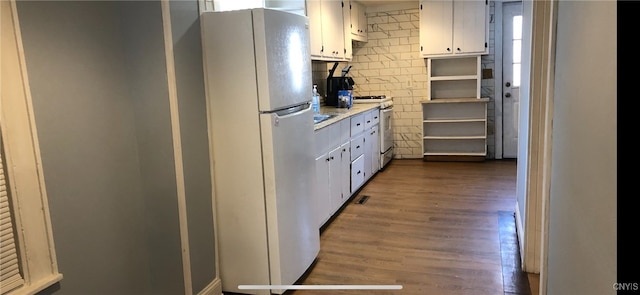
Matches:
[[313, 104, 379, 130]]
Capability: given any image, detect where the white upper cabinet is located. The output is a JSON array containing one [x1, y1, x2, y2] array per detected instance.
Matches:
[[308, 0, 324, 57], [307, 0, 348, 61], [349, 1, 367, 42], [343, 0, 353, 59], [419, 0, 488, 58]]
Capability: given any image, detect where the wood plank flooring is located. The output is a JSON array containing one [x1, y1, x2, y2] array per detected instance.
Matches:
[[289, 159, 536, 295]]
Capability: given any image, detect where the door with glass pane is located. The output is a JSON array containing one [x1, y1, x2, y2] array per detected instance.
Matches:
[[502, 1, 522, 158]]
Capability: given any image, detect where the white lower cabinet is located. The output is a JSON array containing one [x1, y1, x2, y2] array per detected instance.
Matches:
[[314, 118, 351, 227], [339, 141, 351, 207], [350, 154, 365, 192], [349, 132, 365, 192], [313, 107, 382, 228], [361, 108, 380, 183], [328, 146, 343, 215], [366, 124, 380, 176], [314, 152, 332, 226]]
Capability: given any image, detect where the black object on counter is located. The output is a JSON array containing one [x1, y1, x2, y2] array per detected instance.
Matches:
[[326, 62, 354, 107]]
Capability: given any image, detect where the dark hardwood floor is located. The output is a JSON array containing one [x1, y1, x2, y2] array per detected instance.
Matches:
[[289, 159, 537, 295]]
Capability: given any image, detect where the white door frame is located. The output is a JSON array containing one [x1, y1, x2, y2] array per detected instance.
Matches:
[[496, 1, 556, 290], [528, 0, 557, 293]]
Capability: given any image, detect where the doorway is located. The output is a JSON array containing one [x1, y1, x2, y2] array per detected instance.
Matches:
[[502, 1, 523, 159]]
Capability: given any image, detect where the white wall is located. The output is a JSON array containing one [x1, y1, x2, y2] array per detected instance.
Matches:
[[546, 1, 616, 294]]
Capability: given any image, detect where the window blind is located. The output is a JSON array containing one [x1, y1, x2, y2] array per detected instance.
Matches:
[[0, 148, 24, 294]]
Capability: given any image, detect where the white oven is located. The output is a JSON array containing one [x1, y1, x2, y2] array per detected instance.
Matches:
[[352, 96, 394, 169], [379, 106, 393, 169]]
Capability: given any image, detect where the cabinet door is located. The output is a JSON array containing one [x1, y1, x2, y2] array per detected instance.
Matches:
[[371, 125, 380, 173], [420, 0, 487, 57], [350, 154, 365, 192], [321, 0, 345, 59], [453, 0, 487, 54], [420, 0, 453, 56], [329, 146, 342, 215], [357, 1, 367, 40], [343, 0, 352, 60], [315, 153, 331, 227], [307, 0, 324, 57], [350, 1, 367, 41], [363, 127, 373, 182], [349, 0, 359, 36], [339, 141, 351, 205]]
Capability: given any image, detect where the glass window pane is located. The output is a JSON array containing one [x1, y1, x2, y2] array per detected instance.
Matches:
[[513, 63, 521, 87], [513, 16, 523, 39], [513, 40, 521, 63]]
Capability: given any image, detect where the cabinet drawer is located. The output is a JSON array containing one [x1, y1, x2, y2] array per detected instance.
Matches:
[[364, 111, 372, 129], [350, 113, 365, 136], [370, 109, 380, 126], [350, 133, 365, 161]]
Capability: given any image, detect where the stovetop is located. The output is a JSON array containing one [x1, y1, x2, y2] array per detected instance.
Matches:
[[352, 95, 393, 109], [353, 95, 387, 100]]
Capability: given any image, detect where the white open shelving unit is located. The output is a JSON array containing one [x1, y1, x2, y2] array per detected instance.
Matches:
[[422, 55, 489, 161]]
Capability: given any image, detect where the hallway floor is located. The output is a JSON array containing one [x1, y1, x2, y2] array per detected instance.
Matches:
[[290, 159, 538, 295]]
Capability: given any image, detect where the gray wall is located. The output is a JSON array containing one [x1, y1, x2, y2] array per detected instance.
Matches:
[[546, 1, 616, 294], [170, 1, 217, 292], [121, 2, 185, 294], [17, 2, 154, 294], [16, 1, 215, 294]]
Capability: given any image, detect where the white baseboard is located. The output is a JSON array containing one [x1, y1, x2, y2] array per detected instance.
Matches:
[[514, 201, 525, 266], [197, 277, 222, 295]]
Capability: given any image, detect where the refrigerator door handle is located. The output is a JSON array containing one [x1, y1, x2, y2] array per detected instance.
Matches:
[[273, 103, 311, 117], [270, 103, 311, 127]]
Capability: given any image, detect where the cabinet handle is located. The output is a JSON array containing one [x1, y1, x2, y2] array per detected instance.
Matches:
[[356, 123, 361, 126], [367, 120, 371, 123], [447, 47, 451, 52], [374, 116, 378, 119], [330, 156, 334, 160], [357, 170, 361, 175], [326, 158, 330, 162], [356, 145, 360, 149], [457, 48, 461, 52]]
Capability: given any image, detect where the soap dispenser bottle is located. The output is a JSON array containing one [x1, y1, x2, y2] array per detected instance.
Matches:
[[312, 85, 320, 113]]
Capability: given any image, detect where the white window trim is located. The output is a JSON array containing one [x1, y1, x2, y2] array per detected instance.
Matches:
[[1, 1, 63, 294]]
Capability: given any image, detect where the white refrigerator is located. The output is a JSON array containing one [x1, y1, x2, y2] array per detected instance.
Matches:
[[201, 8, 320, 295]]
